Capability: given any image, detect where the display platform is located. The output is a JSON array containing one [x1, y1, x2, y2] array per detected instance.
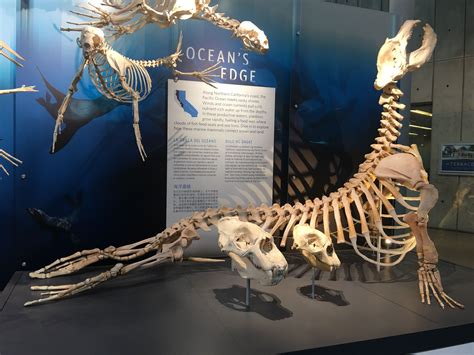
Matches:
[[0, 252, 473, 355]]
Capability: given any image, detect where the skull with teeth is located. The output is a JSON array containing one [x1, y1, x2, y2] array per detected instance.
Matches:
[[374, 20, 437, 90], [217, 217, 287, 286], [78, 27, 106, 56], [236, 21, 269, 54], [292, 224, 341, 272]]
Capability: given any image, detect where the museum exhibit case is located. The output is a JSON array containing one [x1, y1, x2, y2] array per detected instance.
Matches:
[[0, 1, 473, 354]]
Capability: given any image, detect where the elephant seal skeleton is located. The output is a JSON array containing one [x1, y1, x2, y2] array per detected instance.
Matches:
[[26, 21, 463, 310]]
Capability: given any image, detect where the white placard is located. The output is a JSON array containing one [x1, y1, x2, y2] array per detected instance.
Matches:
[[167, 79, 275, 255]]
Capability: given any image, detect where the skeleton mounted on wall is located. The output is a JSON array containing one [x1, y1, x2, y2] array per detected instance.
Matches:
[[0, 39, 36, 175], [26, 21, 464, 310], [63, 0, 269, 52], [52, 1, 269, 160]]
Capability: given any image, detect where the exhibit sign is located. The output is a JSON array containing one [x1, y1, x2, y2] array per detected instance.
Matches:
[[166, 79, 275, 252], [439, 143, 474, 176]]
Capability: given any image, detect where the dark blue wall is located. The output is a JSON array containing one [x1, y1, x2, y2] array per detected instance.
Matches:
[[0, 0, 395, 287]]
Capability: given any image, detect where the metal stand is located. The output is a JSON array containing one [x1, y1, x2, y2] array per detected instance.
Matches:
[[376, 181, 383, 273], [376, 234, 381, 273], [245, 278, 251, 307], [311, 268, 316, 299]]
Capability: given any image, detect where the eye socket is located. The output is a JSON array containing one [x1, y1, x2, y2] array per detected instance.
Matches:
[[234, 234, 252, 250], [260, 238, 273, 253], [93, 34, 101, 47], [326, 244, 334, 256]]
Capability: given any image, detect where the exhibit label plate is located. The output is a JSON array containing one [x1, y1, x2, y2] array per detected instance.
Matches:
[[439, 143, 474, 176], [167, 79, 275, 254]]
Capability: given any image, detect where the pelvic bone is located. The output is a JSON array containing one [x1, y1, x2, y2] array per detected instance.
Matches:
[[217, 217, 288, 286]]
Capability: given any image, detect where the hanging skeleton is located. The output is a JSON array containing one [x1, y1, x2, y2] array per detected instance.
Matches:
[[52, 26, 220, 160], [62, 0, 269, 53], [27, 21, 463, 310], [0, 39, 36, 175]]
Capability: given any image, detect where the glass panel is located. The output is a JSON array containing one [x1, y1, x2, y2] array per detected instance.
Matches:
[[289, 1, 396, 202], [0, 0, 18, 289], [409, 103, 433, 175]]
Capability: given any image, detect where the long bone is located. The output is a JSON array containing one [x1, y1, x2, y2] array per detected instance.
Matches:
[[0, 39, 37, 95], [0, 39, 36, 175], [51, 27, 219, 159], [26, 20, 463, 310]]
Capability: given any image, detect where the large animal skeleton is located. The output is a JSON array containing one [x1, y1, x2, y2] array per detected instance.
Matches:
[[63, 0, 269, 53], [26, 20, 464, 310], [0, 39, 36, 175]]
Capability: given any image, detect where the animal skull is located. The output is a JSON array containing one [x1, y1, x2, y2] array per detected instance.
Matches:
[[78, 27, 106, 56], [217, 217, 287, 286], [374, 20, 436, 90], [292, 224, 341, 272], [236, 21, 269, 54]]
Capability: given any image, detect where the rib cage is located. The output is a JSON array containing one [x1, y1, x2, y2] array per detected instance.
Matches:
[[88, 48, 152, 103]]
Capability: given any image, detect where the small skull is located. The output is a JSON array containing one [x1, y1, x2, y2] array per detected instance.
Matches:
[[374, 20, 436, 90], [78, 27, 106, 56], [292, 224, 340, 272], [217, 217, 287, 286], [236, 21, 269, 54]]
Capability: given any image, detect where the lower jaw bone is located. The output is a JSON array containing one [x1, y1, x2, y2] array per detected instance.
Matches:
[[301, 250, 335, 272]]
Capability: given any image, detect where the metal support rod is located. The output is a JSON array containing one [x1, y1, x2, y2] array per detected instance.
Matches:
[[312, 268, 316, 299], [245, 278, 250, 307], [377, 181, 383, 273]]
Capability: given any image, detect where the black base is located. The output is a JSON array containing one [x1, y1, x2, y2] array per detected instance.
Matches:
[[0, 252, 473, 354]]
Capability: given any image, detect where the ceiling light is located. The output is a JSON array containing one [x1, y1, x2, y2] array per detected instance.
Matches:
[[410, 109, 432, 117], [409, 124, 432, 131]]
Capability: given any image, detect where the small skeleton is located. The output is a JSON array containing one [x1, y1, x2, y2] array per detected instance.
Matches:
[[52, 26, 220, 160], [63, 0, 269, 53], [26, 21, 463, 310], [0, 39, 36, 175]]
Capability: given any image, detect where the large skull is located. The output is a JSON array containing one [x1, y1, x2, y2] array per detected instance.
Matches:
[[374, 20, 437, 90], [292, 224, 340, 272], [236, 21, 269, 54], [217, 217, 287, 286], [78, 27, 106, 56]]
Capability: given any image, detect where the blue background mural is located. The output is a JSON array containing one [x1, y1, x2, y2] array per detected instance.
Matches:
[[0, 0, 395, 287], [288, 2, 395, 202]]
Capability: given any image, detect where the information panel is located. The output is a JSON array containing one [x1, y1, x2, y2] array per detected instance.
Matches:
[[166, 79, 275, 253], [439, 143, 474, 176]]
